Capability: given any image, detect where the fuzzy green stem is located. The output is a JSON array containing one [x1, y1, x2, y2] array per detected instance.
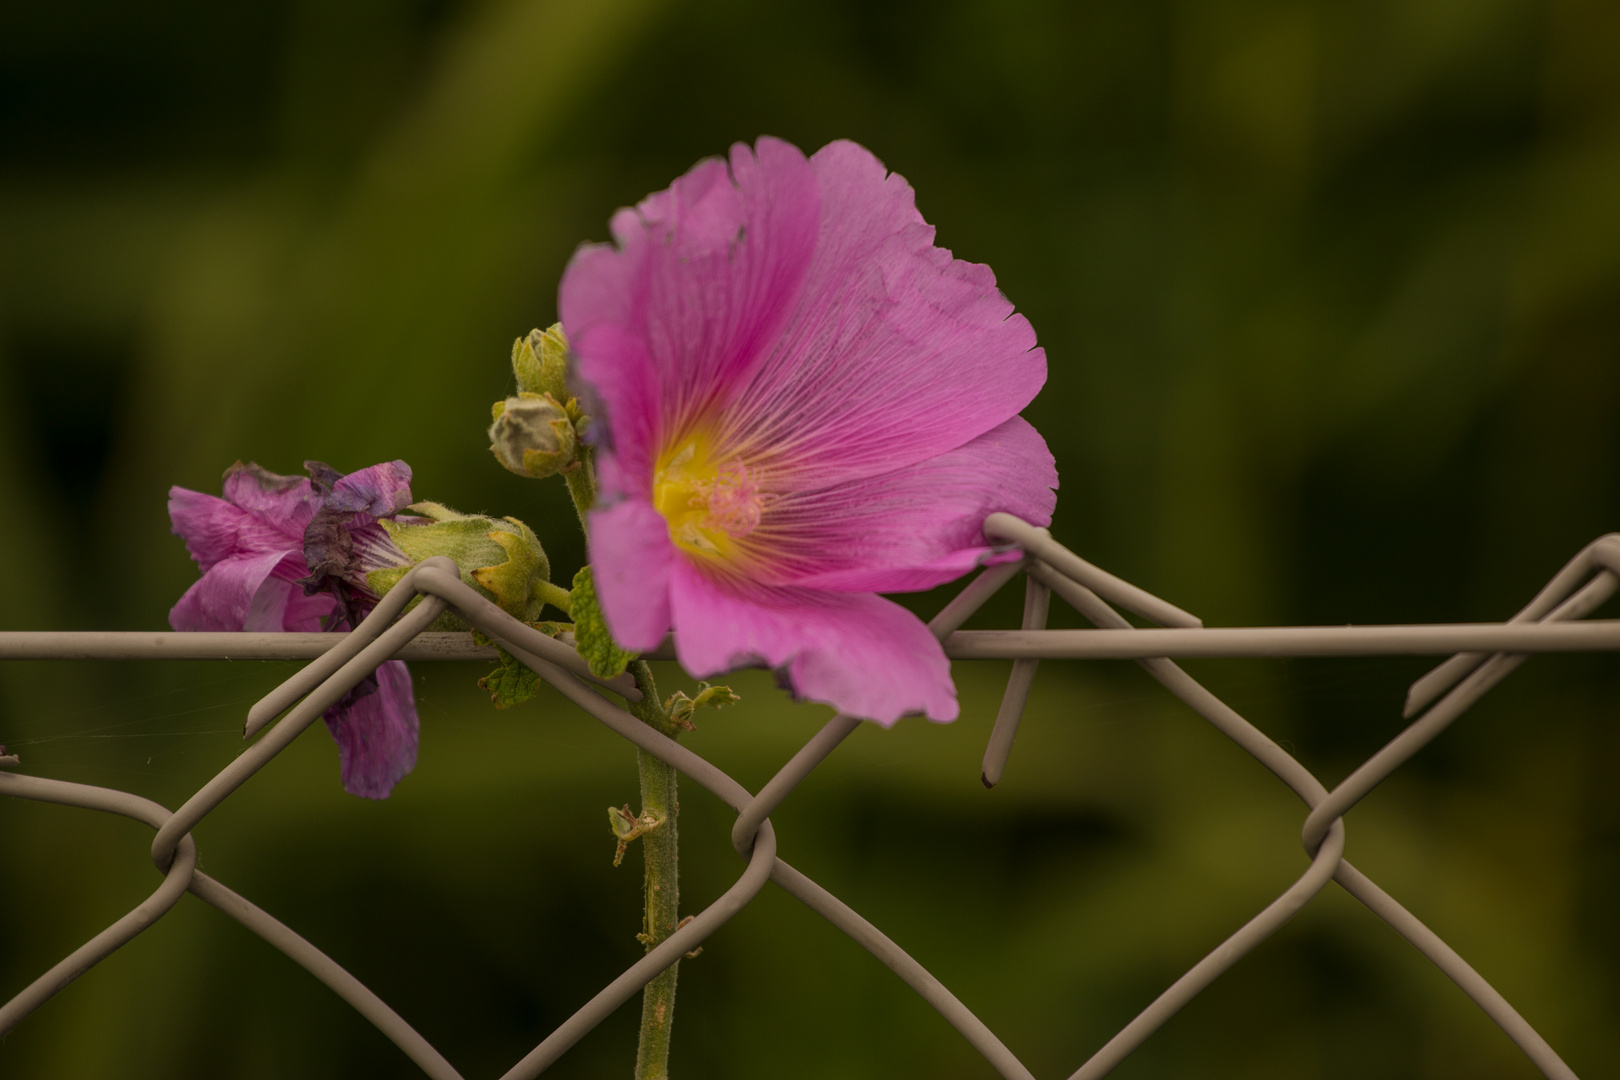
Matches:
[[561, 436, 680, 1077], [627, 661, 682, 1080], [537, 580, 573, 616], [564, 447, 598, 530]]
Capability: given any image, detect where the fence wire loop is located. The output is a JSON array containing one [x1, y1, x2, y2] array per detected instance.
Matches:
[[1, 518, 1603, 1080]]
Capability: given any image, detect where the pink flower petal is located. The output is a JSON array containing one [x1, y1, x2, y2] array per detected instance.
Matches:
[[757, 416, 1058, 591], [716, 139, 1047, 487], [562, 138, 821, 502], [168, 485, 309, 573], [568, 321, 662, 500], [324, 660, 418, 800], [168, 487, 239, 571], [220, 463, 323, 532], [276, 586, 340, 633], [669, 560, 957, 724], [566, 138, 1046, 495], [169, 550, 313, 632], [325, 460, 414, 517], [587, 498, 675, 651]]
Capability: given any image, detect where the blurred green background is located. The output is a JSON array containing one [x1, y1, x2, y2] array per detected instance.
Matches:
[[3, 0, 1619, 1076]]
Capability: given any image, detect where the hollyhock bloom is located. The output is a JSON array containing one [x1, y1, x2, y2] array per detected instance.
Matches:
[[562, 137, 1058, 724], [168, 460, 418, 798]]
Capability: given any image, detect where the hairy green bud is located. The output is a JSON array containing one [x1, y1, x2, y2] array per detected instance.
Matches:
[[489, 392, 578, 479], [511, 323, 570, 401], [367, 503, 564, 624]]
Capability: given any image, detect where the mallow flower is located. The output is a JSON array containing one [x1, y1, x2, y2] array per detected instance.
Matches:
[[169, 460, 420, 799], [563, 137, 1058, 724]]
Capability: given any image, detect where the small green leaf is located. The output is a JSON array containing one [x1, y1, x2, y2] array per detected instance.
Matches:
[[693, 683, 741, 710], [607, 803, 664, 867], [477, 644, 541, 709], [608, 804, 639, 842], [570, 565, 635, 679], [663, 681, 740, 731]]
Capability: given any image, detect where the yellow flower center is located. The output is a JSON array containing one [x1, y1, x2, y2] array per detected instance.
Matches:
[[653, 432, 765, 559]]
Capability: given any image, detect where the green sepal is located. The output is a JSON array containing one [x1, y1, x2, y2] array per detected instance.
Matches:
[[537, 323, 570, 401], [477, 644, 542, 709], [511, 333, 545, 396], [472, 518, 551, 614], [523, 433, 576, 478], [365, 565, 410, 599], [512, 324, 571, 401], [377, 506, 553, 623], [405, 501, 463, 522], [570, 565, 635, 679]]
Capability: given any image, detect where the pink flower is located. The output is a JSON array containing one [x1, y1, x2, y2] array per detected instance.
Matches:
[[562, 138, 1057, 724], [168, 461, 418, 798]]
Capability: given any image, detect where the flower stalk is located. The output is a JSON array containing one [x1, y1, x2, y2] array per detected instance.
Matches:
[[628, 661, 682, 1080], [563, 444, 597, 534], [559, 430, 681, 1078]]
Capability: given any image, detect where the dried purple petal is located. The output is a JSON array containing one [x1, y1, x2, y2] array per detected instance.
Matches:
[[168, 459, 422, 797]]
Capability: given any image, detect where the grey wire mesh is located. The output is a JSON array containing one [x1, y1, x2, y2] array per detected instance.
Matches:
[[4, 516, 1614, 1079]]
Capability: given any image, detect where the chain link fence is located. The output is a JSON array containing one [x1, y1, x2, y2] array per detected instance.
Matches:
[[2, 514, 1614, 1079]]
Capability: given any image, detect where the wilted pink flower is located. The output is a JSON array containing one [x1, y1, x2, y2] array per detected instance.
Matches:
[[168, 460, 418, 798], [563, 137, 1057, 724]]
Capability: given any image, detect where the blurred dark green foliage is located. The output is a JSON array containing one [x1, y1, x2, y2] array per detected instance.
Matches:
[[3, 0, 1619, 1077]]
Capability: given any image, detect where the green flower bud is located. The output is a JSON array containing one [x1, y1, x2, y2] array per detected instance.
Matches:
[[490, 391, 578, 479], [511, 323, 570, 400], [367, 502, 567, 624]]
